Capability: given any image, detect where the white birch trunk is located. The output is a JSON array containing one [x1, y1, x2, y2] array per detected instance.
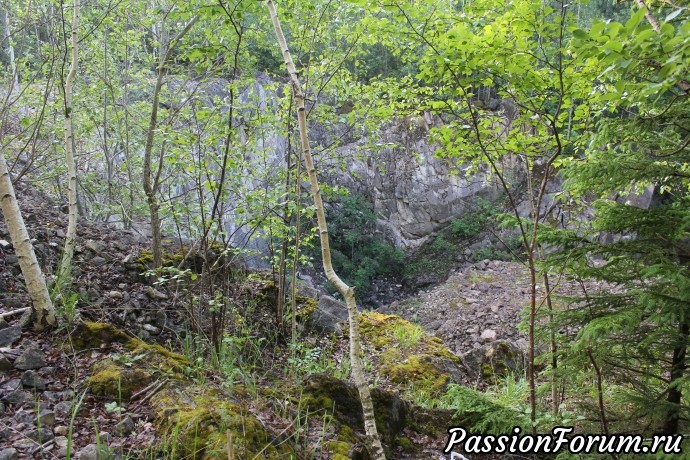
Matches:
[[0, 150, 56, 330], [266, 2, 386, 458], [2, 7, 18, 92], [58, 0, 79, 281]]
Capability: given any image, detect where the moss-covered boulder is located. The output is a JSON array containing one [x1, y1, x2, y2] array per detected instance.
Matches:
[[358, 312, 465, 395], [78, 321, 189, 398], [151, 385, 295, 459], [89, 358, 154, 398], [301, 374, 408, 455], [301, 373, 460, 459]]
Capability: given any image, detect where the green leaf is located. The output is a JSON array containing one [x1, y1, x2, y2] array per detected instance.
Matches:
[[665, 8, 683, 22], [572, 29, 589, 40]]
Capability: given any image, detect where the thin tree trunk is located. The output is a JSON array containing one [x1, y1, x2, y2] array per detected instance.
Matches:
[[586, 343, 609, 435], [0, 149, 56, 330], [2, 7, 18, 92], [58, 0, 79, 282], [662, 321, 689, 434], [142, 14, 198, 269], [266, 2, 386, 458]]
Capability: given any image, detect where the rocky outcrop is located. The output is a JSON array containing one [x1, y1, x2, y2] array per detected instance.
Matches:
[[330, 122, 507, 248]]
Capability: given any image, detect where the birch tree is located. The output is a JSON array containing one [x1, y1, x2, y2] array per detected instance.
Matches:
[[266, 1, 385, 458], [0, 151, 56, 330], [58, 0, 80, 283]]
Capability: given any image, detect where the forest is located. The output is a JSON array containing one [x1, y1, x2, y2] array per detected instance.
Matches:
[[0, 0, 689, 458]]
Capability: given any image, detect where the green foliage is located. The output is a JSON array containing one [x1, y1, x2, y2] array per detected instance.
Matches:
[[392, 322, 424, 350], [287, 341, 350, 381], [450, 199, 497, 240], [539, 2, 690, 435], [324, 193, 404, 291], [441, 384, 528, 434]]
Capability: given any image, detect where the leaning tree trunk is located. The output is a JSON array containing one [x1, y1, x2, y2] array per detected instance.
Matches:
[[58, 0, 80, 282], [0, 150, 56, 330], [266, 2, 386, 458]]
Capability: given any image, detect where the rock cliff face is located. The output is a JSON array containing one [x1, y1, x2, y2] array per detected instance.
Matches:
[[330, 121, 505, 248]]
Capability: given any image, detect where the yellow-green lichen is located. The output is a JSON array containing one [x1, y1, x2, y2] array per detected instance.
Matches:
[[71, 321, 132, 350], [383, 354, 449, 391], [79, 322, 189, 399]]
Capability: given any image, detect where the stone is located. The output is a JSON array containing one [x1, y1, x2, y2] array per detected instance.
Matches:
[[14, 348, 46, 370], [311, 295, 348, 333], [142, 324, 160, 335], [54, 425, 69, 436], [0, 240, 10, 248], [78, 443, 113, 460], [27, 426, 54, 442], [14, 410, 33, 425], [2, 379, 21, 391], [480, 329, 497, 341], [115, 415, 135, 436], [98, 431, 113, 443], [85, 240, 105, 253], [2, 389, 31, 406], [21, 370, 47, 390], [37, 409, 56, 426], [54, 401, 73, 419], [0, 354, 11, 371], [107, 291, 123, 300], [462, 341, 526, 383], [0, 326, 22, 347], [0, 448, 17, 460], [89, 256, 107, 267], [0, 318, 7, 329], [144, 286, 168, 300], [54, 436, 68, 448]]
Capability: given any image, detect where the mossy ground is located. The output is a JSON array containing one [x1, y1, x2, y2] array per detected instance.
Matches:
[[151, 386, 294, 459]]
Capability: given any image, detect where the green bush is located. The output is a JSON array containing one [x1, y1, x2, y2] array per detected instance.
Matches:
[[451, 198, 497, 240], [321, 193, 404, 292]]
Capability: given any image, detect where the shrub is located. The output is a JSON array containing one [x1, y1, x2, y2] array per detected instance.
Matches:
[[319, 193, 404, 292]]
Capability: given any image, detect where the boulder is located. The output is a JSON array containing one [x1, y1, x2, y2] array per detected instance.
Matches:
[[462, 341, 525, 383], [311, 295, 348, 333]]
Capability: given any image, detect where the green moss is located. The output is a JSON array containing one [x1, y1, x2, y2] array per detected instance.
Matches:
[[325, 441, 351, 456], [481, 362, 494, 380], [88, 359, 152, 398], [152, 387, 294, 459], [296, 296, 318, 320], [337, 424, 357, 444], [71, 321, 132, 350], [357, 312, 463, 396], [396, 436, 415, 452], [359, 312, 460, 361]]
